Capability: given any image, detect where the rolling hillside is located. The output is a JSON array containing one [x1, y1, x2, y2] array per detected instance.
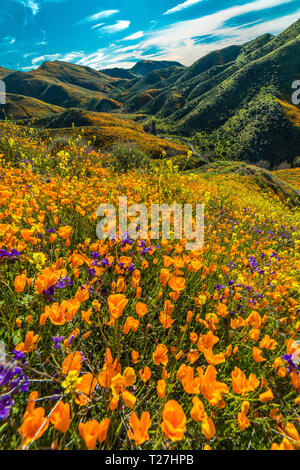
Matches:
[[1, 20, 299, 166], [0, 66, 13, 79], [3, 61, 121, 112], [0, 93, 64, 120], [32, 107, 189, 157]]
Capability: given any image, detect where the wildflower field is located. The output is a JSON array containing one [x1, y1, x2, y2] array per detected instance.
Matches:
[[0, 123, 300, 451]]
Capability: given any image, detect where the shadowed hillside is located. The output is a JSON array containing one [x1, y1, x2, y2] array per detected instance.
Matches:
[[0, 66, 13, 79], [0, 93, 64, 120], [131, 59, 183, 76], [3, 61, 120, 112], [100, 68, 138, 80], [32, 107, 189, 157]]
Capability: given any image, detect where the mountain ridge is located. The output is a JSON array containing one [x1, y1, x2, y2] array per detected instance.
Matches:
[[1, 19, 300, 167]]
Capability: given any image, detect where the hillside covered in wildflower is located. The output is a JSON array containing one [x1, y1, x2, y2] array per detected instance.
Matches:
[[1, 19, 300, 170], [0, 121, 299, 451]]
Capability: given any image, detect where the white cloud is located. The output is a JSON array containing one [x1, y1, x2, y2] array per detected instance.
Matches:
[[16, 0, 39, 15], [99, 20, 131, 34], [121, 31, 144, 41], [91, 23, 104, 30], [77, 9, 119, 25], [25, 0, 300, 73], [76, 51, 106, 69], [2, 36, 16, 45], [98, 1, 299, 68], [140, 6, 300, 65], [101, 61, 135, 70], [32, 51, 85, 65], [15, 0, 68, 15], [143, 0, 294, 50], [164, 0, 203, 16], [22, 65, 38, 70]]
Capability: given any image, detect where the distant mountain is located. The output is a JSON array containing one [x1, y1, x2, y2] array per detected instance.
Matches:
[[131, 60, 183, 77], [100, 68, 138, 80], [35, 61, 117, 92], [3, 61, 121, 112], [100, 60, 183, 79], [118, 19, 300, 166], [1, 19, 300, 166]]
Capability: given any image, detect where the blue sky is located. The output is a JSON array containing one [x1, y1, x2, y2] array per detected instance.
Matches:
[[0, 0, 299, 71]]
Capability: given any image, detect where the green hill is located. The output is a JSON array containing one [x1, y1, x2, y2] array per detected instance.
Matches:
[[0, 93, 64, 120], [3, 61, 120, 112]]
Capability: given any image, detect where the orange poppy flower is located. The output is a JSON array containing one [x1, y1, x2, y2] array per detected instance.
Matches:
[[231, 367, 259, 396], [259, 389, 274, 403], [98, 418, 110, 444], [198, 365, 229, 405], [159, 311, 174, 329], [128, 411, 151, 445], [197, 330, 219, 351], [122, 390, 137, 409], [61, 351, 82, 375], [201, 415, 216, 440], [123, 367, 136, 387], [201, 348, 225, 366], [131, 350, 139, 363], [153, 344, 168, 366], [108, 294, 128, 320], [15, 331, 39, 353], [81, 308, 93, 325], [19, 407, 49, 447], [271, 438, 295, 450], [14, 273, 27, 293], [50, 401, 70, 433], [139, 366, 152, 383], [25, 391, 39, 414], [168, 276, 186, 293], [252, 347, 266, 363], [259, 335, 278, 351], [160, 269, 172, 287], [217, 303, 228, 318], [76, 373, 97, 405], [45, 304, 66, 326], [58, 226, 72, 240], [237, 412, 250, 431], [157, 379, 166, 398], [136, 302, 148, 317], [180, 366, 201, 394], [190, 397, 206, 422], [78, 420, 99, 450], [123, 316, 139, 335], [241, 401, 250, 415], [161, 400, 186, 442]]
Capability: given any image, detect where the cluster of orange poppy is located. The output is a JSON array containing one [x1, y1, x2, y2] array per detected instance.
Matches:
[[0, 127, 299, 450]]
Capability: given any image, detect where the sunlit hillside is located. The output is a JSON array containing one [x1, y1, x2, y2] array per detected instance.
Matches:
[[0, 123, 299, 450]]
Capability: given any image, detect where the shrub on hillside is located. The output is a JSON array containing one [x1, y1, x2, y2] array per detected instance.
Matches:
[[275, 161, 292, 170], [293, 156, 300, 168], [256, 159, 271, 169], [108, 142, 152, 173]]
